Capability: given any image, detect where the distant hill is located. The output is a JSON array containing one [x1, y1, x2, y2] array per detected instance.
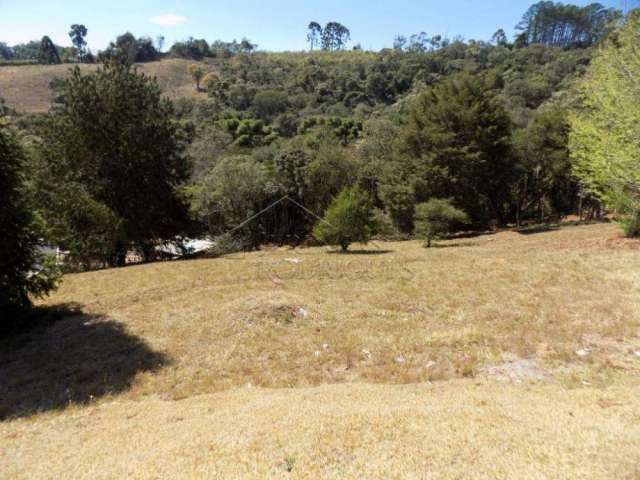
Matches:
[[0, 58, 217, 113]]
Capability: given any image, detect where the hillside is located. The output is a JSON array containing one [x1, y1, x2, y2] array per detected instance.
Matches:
[[0, 58, 216, 113], [2, 222, 639, 478]]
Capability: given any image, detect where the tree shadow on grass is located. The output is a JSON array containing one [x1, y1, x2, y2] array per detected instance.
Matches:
[[449, 230, 497, 240], [429, 241, 479, 249], [326, 249, 393, 255], [0, 304, 169, 421], [515, 224, 560, 235]]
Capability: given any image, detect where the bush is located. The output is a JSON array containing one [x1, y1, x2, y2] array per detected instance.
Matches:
[[252, 90, 288, 120], [621, 211, 640, 238], [413, 199, 468, 247], [313, 186, 376, 251]]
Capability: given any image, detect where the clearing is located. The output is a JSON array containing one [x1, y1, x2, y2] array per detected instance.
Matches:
[[0, 58, 216, 113], [1, 222, 639, 479]]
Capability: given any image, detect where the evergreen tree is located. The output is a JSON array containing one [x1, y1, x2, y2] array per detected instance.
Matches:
[[38, 36, 61, 64], [321, 22, 351, 51], [40, 62, 193, 264], [400, 72, 516, 225], [516, 2, 620, 47], [313, 186, 376, 251], [414, 199, 469, 247], [1, 119, 59, 320]]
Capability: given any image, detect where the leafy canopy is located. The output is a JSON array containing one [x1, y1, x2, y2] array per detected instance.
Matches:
[[569, 11, 640, 236]]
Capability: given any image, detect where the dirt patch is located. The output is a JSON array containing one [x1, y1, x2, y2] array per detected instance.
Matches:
[[228, 295, 310, 326], [481, 356, 553, 384]]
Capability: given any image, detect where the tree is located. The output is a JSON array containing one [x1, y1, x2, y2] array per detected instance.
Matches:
[[513, 107, 575, 224], [187, 155, 275, 245], [491, 29, 508, 46], [171, 38, 211, 59], [1, 118, 60, 319], [401, 72, 516, 225], [321, 22, 351, 51], [68, 24, 88, 62], [313, 186, 376, 251], [239, 38, 257, 54], [188, 64, 206, 91], [252, 89, 288, 120], [0, 42, 13, 60], [515, 2, 620, 47], [304, 140, 358, 212], [569, 11, 640, 236], [156, 35, 165, 52], [201, 72, 220, 92], [413, 199, 468, 247], [393, 35, 407, 51], [307, 22, 323, 50], [99, 33, 160, 64], [38, 36, 60, 64], [40, 62, 193, 265], [407, 32, 429, 53]]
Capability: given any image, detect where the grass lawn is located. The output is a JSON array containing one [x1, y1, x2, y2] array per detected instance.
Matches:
[[1, 222, 639, 478]]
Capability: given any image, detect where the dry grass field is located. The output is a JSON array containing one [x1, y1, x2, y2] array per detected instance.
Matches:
[[0, 58, 216, 113], [1, 222, 640, 478]]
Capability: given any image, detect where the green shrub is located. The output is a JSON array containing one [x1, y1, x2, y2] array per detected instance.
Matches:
[[414, 199, 468, 247], [313, 186, 376, 251], [621, 211, 640, 238]]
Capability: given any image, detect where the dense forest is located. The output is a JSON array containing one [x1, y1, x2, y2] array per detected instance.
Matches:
[[2, 2, 640, 314]]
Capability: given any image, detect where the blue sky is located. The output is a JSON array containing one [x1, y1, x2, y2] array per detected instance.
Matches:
[[0, 0, 623, 52]]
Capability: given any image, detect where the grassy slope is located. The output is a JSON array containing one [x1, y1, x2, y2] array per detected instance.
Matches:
[[0, 58, 216, 113], [1, 223, 640, 478]]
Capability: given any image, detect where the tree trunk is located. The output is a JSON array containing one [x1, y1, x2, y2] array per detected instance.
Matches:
[[578, 192, 583, 221]]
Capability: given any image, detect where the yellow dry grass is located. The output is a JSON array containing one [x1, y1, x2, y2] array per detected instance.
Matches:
[[2, 382, 640, 479], [1, 222, 640, 478], [0, 58, 215, 113]]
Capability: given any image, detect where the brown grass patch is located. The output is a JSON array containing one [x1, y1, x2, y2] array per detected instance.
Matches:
[[2, 223, 640, 477], [1, 381, 639, 479], [0, 58, 217, 113], [0, 222, 634, 406]]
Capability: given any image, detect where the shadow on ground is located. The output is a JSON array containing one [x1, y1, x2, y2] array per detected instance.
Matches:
[[429, 241, 478, 249], [515, 224, 560, 235], [327, 249, 393, 255], [0, 304, 169, 421]]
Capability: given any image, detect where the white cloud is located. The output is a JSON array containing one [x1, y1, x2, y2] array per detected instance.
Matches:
[[149, 13, 188, 27]]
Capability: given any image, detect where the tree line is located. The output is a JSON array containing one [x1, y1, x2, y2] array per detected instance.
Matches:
[[0, 24, 257, 65], [515, 2, 620, 47], [0, 2, 622, 66]]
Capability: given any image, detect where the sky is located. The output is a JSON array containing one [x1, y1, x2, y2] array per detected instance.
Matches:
[[0, 0, 625, 52]]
